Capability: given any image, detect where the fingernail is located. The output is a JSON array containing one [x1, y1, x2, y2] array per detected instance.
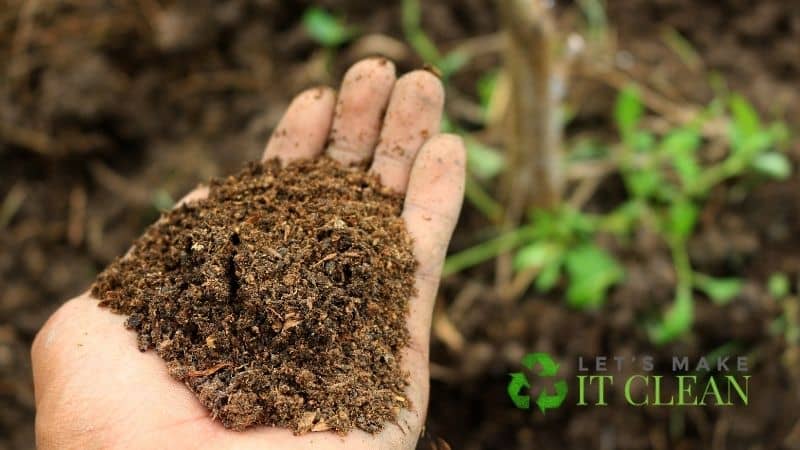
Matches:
[[309, 85, 334, 100], [371, 56, 391, 67], [421, 64, 442, 79]]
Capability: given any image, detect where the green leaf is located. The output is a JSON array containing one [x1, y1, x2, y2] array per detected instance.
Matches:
[[624, 168, 662, 199], [662, 128, 701, 154], [730, 94, 761, 139], [526, 207, 597, 244], [466, 138, 505, 180], [728, 94, 773, 157], [151, 189, 174, 211], [402, 0, 441, 64], [666, 199, 698, 240], [768, 122, 790, 146], [615, 86, 643, 138], [768, 273, 791, 299], [528, 209, 556, 236], [648, 289, 694, 344], [662, 128, 702, 188], [536, 259, 563, 292], [477, 70, 499, 113], [564, 244, 624, 309], [600, 201, 640, 235], [514, 242, 561, 270], [661, 27, 701, 70], [438, 51, 469, 78], [560, 207, 598, 237], [401, 0, 421, 29], [738, 131, 776, 158], [673, 153, 701, 189], [631, 130, 656, 152], [751, 152, 792, 180], [695, 275, 742, 305], [302, 7, 356, 47]]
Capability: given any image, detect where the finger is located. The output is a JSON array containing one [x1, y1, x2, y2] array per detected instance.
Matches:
[[263, 86, 336, 163], [370, 70, 444, 193], [174, 185, 209, 207], [326, 57, 396, 165], [401, 134, 466, 351]]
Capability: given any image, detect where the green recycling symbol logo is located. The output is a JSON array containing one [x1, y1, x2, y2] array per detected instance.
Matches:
[[507, 352, 568, 413]]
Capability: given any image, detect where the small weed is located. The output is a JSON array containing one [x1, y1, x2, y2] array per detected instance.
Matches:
[[302, 7, 358, 48], [446, 85, 791, 344], [768, 272, 791, 299]]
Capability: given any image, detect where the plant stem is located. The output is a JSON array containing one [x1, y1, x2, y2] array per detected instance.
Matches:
[[670, 237, 693, 297], [690, 157, 743, 196], [495, 0, 565, 287], [465, 175, 504, 223], [497, 0, 564, 212], [401, 0, 442, 64], [443, 225, 537, 277]]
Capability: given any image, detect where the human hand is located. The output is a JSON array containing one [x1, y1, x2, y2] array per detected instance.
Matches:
[[31, 58, 465, 450]]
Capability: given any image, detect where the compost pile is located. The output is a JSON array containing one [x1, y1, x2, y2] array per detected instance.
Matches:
[[91, 157, 417, 434]]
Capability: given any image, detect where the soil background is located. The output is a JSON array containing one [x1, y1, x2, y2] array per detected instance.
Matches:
[[3, 1, 800, 449]]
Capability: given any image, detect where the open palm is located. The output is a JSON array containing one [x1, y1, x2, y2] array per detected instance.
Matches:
[[31, 58, 465, 450]]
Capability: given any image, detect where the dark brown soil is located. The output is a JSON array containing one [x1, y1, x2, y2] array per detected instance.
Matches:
[[91, 157, 417, 434]]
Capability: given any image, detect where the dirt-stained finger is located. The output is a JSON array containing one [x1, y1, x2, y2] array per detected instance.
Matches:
[[401, 133, 465, 346], [263, 86, 336, 163], [370, 70, 444, 193], [325, 57, 396, 166], [174, 186, 209, 207]]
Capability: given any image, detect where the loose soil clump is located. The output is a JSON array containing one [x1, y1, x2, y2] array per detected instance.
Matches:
[[91, 157, 417, 434]]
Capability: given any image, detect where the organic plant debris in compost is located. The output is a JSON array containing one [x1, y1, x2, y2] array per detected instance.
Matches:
[[91, 157, 417, 434]]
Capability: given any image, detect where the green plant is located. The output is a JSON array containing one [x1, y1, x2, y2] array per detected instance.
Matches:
[[301, 7, 359, 77], [768, 272, 791, 298], [613, 88, 788, 343], [445, 85, 792, 344], [302, 7, 358, 48], [513, 207, 623, 309]]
